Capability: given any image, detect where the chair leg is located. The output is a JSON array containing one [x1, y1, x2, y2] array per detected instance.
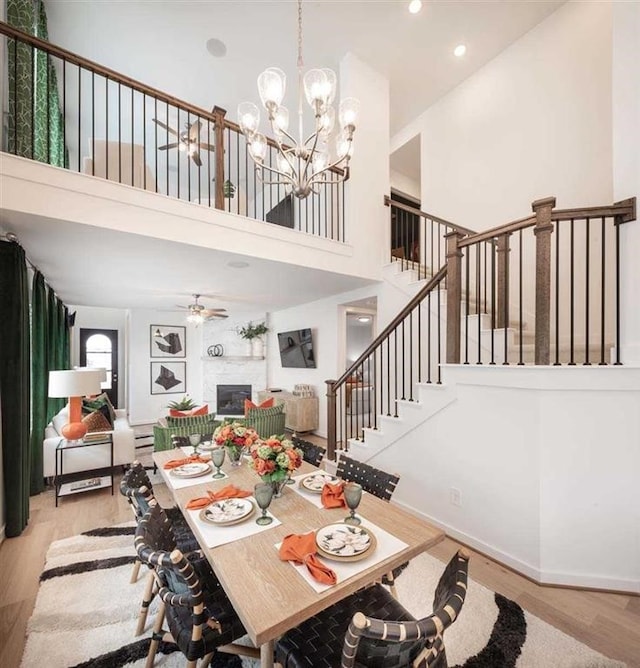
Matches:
[[136, 570, 156, 636], [130, 558, 142, 584], [385, 570, 398, 599], [145, 600, 165, 668], [200, 653, 215, 668]]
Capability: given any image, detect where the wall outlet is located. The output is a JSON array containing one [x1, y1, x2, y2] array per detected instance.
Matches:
[[450, 487, 462, 507]]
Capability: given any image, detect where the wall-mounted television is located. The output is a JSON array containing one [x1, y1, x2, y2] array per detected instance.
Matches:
[[277, 328, 316, 368]]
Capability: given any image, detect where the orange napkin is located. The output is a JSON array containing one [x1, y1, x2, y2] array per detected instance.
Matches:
[[279, 532, 337, 585], [321, 481, 346, 509], [163, 454, 208, 470], [185, 484, 252, 510]]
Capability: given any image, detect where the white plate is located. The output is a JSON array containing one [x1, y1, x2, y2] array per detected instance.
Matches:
[[199, 498, 255, 525], [196, 442, 218, 452], [300, 472, 340, 493], [315, 523, 376, 562], [169, 462, 211, 478]]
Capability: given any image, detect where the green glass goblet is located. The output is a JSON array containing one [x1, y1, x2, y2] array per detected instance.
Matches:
[[210, 447, 226, 479], [254, 482, 274, 525], [343, 482, 363, 526]]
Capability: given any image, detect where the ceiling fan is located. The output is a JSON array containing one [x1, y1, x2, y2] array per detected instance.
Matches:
[[153, 118, 215, 167], [176, 294, 228, 322]]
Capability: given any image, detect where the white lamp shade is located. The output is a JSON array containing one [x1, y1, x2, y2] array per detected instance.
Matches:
[[48, 369, 102, 398], [74, 366, 107, 383]]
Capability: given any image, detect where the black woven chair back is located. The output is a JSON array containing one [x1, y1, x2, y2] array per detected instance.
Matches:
[[342, 550, 470, 668], [336, 454, 399, 501], [292, 437, 325, 467], [120, 461, 156, 521], [171, 434, 190, 449], [135, 505, 246, 662]]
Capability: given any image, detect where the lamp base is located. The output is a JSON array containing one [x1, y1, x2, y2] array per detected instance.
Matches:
[[61, 421, 88, 441]]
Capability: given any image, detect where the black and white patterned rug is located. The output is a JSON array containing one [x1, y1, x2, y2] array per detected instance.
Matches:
[[20, 524, 625, 668]]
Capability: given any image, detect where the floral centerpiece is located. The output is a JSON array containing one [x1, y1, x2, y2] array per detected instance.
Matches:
[[213, 421, 259, 466], [249, 435, 303, 496]]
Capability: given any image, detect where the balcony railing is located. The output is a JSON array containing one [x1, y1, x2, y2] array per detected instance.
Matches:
[[0, 21, 346, 241]]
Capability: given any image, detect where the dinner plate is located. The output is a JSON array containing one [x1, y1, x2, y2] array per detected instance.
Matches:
[[300, 472, 341, 494], [199, 498, 255, 526], [196, 442, 217, 452], [315, 523, 376, 562], [169, 462, 212, 478]]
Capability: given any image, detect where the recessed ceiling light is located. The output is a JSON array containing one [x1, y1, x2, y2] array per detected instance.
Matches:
[[408, 0, 422, 14], [228, 260, 249, 269], [206, 38, 227, 58], [357, 316, 371, 323], [454, 44, 467, 58]]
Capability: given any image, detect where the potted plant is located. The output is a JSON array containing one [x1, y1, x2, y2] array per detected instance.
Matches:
[[167, 394, 206, 417], [238, 321, 269, 357]]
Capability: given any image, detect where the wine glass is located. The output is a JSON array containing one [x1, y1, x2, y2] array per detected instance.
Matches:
[[211, 447, 226, 479], [254, 482, 274, 525], [189, 433, 202, 452], [343, 482, 363, 526]]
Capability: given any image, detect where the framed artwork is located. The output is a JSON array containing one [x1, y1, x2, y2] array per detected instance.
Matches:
[[151, 361, 186, 395], [150, 324, 186, 358]]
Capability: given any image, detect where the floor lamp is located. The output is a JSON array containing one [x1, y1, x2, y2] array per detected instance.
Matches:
[[48, 369, 103, 441]]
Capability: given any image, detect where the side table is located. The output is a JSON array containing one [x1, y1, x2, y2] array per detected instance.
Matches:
[[54, 434, 114, 506]]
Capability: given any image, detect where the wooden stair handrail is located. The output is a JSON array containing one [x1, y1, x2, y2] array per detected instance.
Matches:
[[384, 195, 476, 236]]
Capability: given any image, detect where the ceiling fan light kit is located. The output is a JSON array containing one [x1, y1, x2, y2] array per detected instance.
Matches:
[[177, 294, 229, 324], [153, 118, 215, 167], [238, 0, 358, 199]]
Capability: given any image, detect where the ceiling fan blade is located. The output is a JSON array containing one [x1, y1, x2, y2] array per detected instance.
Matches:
[[206, 313, 229, 320], [191, 151, 203, 167], [202, 309, 227, 316], [188, 120, 202, 141], [152, 118, 178, 136], [197, 143, 216, 152], [159, 143, 180, 151]]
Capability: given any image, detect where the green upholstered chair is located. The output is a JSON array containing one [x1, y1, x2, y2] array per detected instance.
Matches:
[[244, 403, 286, 438], [153, 414, 220, 452]]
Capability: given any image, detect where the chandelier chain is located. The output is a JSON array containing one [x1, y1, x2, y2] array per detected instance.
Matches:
[[297, 0, 303, 69]]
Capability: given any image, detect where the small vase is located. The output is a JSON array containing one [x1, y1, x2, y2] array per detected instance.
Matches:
[[269, 478, 287, 498], [226, 445, 244, 467], [251, 338, 264, 358]]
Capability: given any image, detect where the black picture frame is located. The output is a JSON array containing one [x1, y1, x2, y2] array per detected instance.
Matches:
[[151, 361, 186, 395], [150, 324, 186, 358]]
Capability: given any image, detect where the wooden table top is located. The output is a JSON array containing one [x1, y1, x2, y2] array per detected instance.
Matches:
[[154, 449, 444, 647]]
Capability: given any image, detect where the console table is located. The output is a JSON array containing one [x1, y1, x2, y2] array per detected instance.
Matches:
[[258, 390, 319, 433]]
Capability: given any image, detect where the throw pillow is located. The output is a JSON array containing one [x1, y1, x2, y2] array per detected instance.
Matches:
[[244, 397, 275, 417], [82, 408, 112, 433], [165, 414, 217, 428], [82, 392, 116, 423], [168, 405, 209, 418]]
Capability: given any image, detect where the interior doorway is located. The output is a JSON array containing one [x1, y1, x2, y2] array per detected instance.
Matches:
[[79, 328, 118, 407]]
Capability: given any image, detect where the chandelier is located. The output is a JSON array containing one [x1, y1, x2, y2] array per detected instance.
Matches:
[[237, 0, 359, 199]]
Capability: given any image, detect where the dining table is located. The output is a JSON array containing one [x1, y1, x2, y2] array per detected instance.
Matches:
[[153, 448, 445, 668]]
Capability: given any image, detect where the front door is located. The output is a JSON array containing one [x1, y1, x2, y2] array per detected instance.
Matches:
[[79, 328, 119, 407]]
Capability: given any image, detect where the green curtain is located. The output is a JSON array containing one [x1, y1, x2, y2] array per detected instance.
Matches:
[[0, 242, 31, 537], [46, 285, 64, 417], [58, 300, 70, 370], [7, 0, 67, 166], [28, 271, 47, 494]]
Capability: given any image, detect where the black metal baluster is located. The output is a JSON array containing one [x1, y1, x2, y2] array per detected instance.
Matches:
[[585, 218, 591, 365], [437, 283, 442, 383], [78, 61, 82, 171], [490, 241, 496, 365], [503, 235, 510, 365], [417, 297, 422, 383], [386, 338, 391, 416], [142, 93, 147, 191], [393, 328, 399, 417], [187, 111, 192, 202], [518, 230, 524, 365], [554, 220, 560, 365], [46, 51, 50, 163], [401, 320, 406, 400], [130, 87, 134, 187], [427, 291, 432, 383], [91, 71, 95, 174], [600, 217, 606, 365], [615, 216, 622, 365], [569, 218, 575, 364], [409, 310, 414, 401], [117, 82, 121, 183], [30, 44, 34, 159], [476, 243, 481, 364], [464, 248, 470, 364]]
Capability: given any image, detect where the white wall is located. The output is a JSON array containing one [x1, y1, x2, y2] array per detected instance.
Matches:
[[613, 0, 640, 364], [366, 365, 640, 592], [390, 169, 420, 202], [393, 0, 613, 231], [128, 309, 203, 424]]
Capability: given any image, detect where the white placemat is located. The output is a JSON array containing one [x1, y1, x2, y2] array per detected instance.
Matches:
[[164, 464, 229, 489], [187, 499, 281, 548], [276, 517, 409, 593]]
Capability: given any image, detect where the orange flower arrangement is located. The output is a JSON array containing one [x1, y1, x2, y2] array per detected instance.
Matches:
[[249, 435, 303, 484], [213, 421, 259, 461]]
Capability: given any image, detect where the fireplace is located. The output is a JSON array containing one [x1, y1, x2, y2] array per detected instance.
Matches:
[[216, 384, 251, 416]]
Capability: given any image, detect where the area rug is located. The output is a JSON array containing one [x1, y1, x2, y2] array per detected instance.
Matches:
[[21, 524, 625, 668]]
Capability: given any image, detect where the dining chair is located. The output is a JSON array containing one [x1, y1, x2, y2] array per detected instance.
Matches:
[[275, 549, 469, 668], [336, 454, 404, 596], [120, 462, 203, 636], [292, 436, 325, 467], [135, 504, 259, 667]]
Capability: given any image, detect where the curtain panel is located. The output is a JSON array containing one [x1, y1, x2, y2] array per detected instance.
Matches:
[[29, 271, 47, 494], [46, 285, 65, 417], [0, 242, 31, 537]]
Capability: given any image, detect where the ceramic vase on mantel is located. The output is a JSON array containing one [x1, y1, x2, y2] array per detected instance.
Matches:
[[251, 338, 264, 358]]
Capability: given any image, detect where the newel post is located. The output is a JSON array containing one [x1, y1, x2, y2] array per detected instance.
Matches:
[[445, 230, 466, 364], [532, 197, 556, 365], [325, 380, 338, 461], [496, 233, 512, 329], [212, 106, 227, 210]]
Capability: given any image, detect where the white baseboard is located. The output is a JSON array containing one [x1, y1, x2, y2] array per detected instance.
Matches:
[[394, 499, 640, 594]]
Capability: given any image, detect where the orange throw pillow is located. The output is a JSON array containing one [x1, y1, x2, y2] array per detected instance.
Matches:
[[169, 405, 209, 418], [244, 397, 275, 417]]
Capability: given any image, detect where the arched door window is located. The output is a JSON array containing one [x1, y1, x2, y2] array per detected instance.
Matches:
[[80, 328, 118, 407]]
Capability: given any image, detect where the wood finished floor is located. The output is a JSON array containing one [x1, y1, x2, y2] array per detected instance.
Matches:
[[1, 448, 638, 667]]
